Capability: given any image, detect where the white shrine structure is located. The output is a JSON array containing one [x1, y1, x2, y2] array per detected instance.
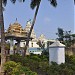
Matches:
[[49, 41, 65, 64]]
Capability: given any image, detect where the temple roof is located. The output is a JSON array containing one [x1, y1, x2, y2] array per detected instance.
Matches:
[[38, 34, 46, 41], [5, 21, 27, 38], [24, 20, 36, 39], [49, 41, 65, 47], [5, 20, 36, 40]]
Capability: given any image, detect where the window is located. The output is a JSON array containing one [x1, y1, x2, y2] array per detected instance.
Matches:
[[31, 43, 33, 47], [24, 43, 25, 46]]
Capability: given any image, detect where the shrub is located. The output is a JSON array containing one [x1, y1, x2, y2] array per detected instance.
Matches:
[[4, 61, 24, 75]]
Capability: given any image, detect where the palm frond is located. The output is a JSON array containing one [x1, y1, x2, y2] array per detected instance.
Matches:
[[30, 0, 41, 9], [23, 0, 25, 2], [48, 0, 57, 7], [3, 0, 7, 6], [10, 0, 16, 3], [18, 0, 25, 2]]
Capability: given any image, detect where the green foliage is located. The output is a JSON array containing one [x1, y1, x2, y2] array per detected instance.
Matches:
[[56, 28, 75, 47], [4, 61, 37, 75], [30, 0, 57, 9], [25, 71, 37, 75], [29, 55, 41, 61], [56, 28, 64, 41], [10, 54, 22, 63], [4, 61, 24, 75], [49, 0, 57, 7], [5, 43, 10, 50], [30, 0, 41, 9], [22, 67, 37, 75], [10, 54, 75, 75]]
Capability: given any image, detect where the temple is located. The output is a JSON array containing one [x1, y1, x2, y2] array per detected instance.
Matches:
[[5, 19, 55, 55]]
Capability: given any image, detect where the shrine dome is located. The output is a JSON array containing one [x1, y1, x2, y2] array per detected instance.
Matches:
[[5, 18, 27, 39], [7, 22, 25, 34]]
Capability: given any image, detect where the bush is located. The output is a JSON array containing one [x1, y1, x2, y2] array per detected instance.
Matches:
[[4, 61, 38, 75], [4, 61, 24, 75], [22, 66, 38, 75], [9, 54, 75, 75]]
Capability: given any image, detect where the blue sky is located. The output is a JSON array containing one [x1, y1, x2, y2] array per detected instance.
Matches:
[[3, 0, 74, 39]]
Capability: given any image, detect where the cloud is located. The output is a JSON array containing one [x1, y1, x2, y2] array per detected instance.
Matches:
[[44, 17, 51, 23]]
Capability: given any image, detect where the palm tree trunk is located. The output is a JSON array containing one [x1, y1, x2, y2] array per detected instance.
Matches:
[[23, 1, 41, 56], [0, 0, 6, 75]]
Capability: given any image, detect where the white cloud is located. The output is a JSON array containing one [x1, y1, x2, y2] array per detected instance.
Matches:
[[44, 17, 51, 23]]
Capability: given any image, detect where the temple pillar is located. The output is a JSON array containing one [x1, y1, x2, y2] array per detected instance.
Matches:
[[16, 40, 20, 54], [10, 38, 14, 54]]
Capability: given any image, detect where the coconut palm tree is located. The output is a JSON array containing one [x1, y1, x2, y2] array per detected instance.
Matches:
[[0, 0, 22, 75], [0, 1, 7, 74], [24, 0, 57, 56]]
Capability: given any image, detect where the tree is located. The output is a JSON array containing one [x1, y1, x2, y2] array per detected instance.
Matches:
[[4, 61, 24, 75], [0, 0, 7, 74], [56, 28, 73, 47], [64, 31, 72, 47], [24, 0, 57, 56], [37, 40, 45, 50], [56, 28, 64, 42], [0, 0, 25, 74], [71, 34, 75, 44]]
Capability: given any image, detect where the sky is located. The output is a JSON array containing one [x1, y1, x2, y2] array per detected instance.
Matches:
[[3, 0, 74, 39]]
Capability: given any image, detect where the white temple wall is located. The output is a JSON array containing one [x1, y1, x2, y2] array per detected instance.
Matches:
[[20, 41, 26, 47], [49, 47, 65, 64], [20, 41, 39, 48], [49, 48, 58, 63], [57, 48, 65, 64]]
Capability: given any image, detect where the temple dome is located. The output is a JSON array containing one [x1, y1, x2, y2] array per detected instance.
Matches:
[[38, 34, 46, 40], [7, 22, 24, 33], [6, 22, 26, 37], [38, 34, 47, 42]]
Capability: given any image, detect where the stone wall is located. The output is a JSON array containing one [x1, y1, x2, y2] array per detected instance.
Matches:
[[65, 47, 75, 55]]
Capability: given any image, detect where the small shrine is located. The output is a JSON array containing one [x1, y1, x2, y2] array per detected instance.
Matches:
[[49, 41, 65, 64], [5, 19, 33, 54]]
